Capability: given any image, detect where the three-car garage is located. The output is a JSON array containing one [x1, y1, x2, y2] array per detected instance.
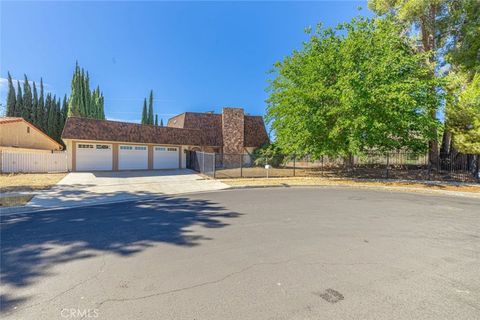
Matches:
[[74, 142, 181, 171]]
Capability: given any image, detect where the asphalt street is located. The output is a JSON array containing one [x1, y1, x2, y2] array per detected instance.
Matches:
[[1, 187, 479, 319]]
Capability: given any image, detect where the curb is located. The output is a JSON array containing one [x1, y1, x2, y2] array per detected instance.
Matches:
[[0, 188, 231, 216], [226, 184, 480, 199]]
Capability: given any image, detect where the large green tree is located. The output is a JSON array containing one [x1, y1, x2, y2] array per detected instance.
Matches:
[[267, 17, 441, 157], [368, 0, 480, 159], [446, 72, 480, 153]]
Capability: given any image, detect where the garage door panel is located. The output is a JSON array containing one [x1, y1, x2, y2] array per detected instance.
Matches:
[[154, 146, 179, 169], [76, 143, 112, 171], [119, 145, 148, 170]]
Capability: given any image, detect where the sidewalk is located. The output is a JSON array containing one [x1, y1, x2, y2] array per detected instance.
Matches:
[[1, 170, 230, 214]]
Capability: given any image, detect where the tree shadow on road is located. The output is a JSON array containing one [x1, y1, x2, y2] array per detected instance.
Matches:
[[0, 194, 241, 313]]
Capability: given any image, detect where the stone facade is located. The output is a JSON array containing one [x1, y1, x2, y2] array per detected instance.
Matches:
[[221, 108, 245, 168], [222, 108, 245, 154]]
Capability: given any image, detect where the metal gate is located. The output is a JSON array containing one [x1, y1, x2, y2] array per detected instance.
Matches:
[[185, 151, 216, 177], [186, 150, 199, 171]]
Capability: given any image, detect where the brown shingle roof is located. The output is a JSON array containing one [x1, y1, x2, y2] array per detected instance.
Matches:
[[62, 117, 204, 146], [167, 112, 268, 147], [63, 111, 269, 148], [244, 116, 269, 147]]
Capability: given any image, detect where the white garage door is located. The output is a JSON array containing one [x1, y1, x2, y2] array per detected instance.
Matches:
[[119, 145, 148, 170], [154, 146, 179, 169], [76, 143, 112, 171]]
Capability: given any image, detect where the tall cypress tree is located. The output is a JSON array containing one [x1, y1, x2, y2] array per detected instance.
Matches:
[[6, 72, 16, 117], [147, 90, 154, 125], [45, 93, 53, 136], [38, 78, 46, 131], [160, 119, 164, 127], [22, 74, 33, 121], [55, 97, 63, 141], [15, 81, 23, 117], [98, 90, 105, 120], [61, 94, 68, 123], [68, 63, 105, 119], [141, 98, 148, 124], [32, 81, 39, 126], [155, 114, 158, 126]]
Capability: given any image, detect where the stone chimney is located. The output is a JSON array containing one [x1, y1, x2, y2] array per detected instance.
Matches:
[[222, 107, 244, 154]]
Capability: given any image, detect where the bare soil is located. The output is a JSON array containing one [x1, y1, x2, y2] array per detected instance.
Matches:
[[0, 173, 67, 193], [221, 176, 480, 194]]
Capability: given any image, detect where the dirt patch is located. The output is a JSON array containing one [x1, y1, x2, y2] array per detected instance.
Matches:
[[0, 173, 66, 193], [221, 177, 480, 194], [0, 195, 34, 207]]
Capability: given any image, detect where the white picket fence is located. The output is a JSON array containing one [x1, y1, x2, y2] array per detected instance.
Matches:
[[1, 150, 67, 173]]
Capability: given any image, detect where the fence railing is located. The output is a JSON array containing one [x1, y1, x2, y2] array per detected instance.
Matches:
[[191, 151, 480, 183], [0, 150, 67, 173]]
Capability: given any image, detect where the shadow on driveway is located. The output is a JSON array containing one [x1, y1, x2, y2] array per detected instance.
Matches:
[[0, 194, 241, 313]]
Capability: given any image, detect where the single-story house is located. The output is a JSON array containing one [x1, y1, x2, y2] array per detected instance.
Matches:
[[61, 107, 269, 171], [0, 117, 63, 152]]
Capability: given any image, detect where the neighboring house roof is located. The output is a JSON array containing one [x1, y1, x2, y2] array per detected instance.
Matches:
[[0, 117, 63, 150], [167, 112, 269, 147], [0, 117, 23, 124], [62, 117, 204, 146]]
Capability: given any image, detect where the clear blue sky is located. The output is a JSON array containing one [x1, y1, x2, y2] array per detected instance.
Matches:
[[1, 1, 369, 124]]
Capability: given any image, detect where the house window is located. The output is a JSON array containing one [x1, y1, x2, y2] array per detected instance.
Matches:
[[155, 147, 166, 151], [167, 147, 178, 152], [96, 144, 111, 149], [27, 127, 30, 133], [78, 144, 94, 149], [120, 146, 133, 150], [134, 146, 146, 151]]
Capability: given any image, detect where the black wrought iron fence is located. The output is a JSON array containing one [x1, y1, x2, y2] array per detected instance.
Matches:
[[191, 151, 479, 183]]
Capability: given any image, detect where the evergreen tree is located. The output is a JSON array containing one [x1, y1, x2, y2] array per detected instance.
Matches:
[[32, 81, 39, 126], [141, 98, 148, 124], [55, 97, 63, 141], [38, 78, 46, 131], [155, 114, 158, 126], [98, 90, 105, 120], [62, 95, 68, 123], [68, 62, 105, 119], [22, 74, 33, 121], [147, 90, 154, 125], [160, 119, 164, 127], [45, 93, 53, 136], [6, 72, 16, 117], [15, 81, 23, 117]]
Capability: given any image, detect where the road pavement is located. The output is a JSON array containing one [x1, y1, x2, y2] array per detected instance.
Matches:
[[1, 187, 479, 319]]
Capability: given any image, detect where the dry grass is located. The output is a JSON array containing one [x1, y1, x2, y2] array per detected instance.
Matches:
[[0, 173, 67, 193], [221, 177, 480, 194], [0, 195, 34, 207]]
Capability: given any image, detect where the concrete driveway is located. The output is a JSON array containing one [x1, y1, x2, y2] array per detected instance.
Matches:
[[2, 188, 479, 319], [27, 170, 229, 210]]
